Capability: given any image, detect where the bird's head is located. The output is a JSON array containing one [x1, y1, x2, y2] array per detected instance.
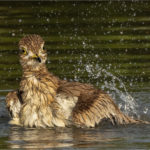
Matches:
[[19, 34, 47, 69]]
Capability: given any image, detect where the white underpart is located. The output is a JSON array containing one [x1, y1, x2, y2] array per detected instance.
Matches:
[[9, 98, 22, 125], [55, 94, 78, 119]]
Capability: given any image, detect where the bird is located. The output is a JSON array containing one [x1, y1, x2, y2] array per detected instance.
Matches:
[[5, 34, 149, 128]]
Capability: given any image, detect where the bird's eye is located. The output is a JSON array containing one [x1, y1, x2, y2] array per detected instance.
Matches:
[[43, 46, 45, 50], [20, 48, 27, 55]]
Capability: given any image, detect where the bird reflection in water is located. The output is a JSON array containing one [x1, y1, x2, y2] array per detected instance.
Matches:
[[8, 126, 121, 149]]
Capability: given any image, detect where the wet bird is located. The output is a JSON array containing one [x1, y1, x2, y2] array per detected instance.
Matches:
[[5, 34, 149, 128]]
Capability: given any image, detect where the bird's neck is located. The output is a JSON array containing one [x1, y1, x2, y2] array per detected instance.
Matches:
[[20, 63, 59, 104], [21, 63, 59, 91], [22, 64, 48, 77]]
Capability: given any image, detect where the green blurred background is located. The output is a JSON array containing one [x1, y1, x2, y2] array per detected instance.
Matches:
[[0, 1, 149, 95]]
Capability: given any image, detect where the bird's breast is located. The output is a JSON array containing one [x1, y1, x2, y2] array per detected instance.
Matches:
[[20, 76, 55, 105]]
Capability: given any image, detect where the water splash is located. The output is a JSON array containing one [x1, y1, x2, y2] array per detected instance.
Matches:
[[71, 50, 140, 118], [84, 63, 139, 118]]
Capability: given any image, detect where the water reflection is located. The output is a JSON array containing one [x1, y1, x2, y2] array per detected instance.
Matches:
[[8, 127, 74, 148], [6, 124, 150, 149], [8, 126, 120, 149]]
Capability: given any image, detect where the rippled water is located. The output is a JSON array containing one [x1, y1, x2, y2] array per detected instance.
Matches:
[[0, 1, 150, 149]]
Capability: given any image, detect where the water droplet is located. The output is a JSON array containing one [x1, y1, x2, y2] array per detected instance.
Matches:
[[95, 54, 99, 58], [12, 33, 15, 36], [18, 19, 22, 23], [120, 31, 123, 35], [71, 18, 74, 22], [45, 19, 49, 23]]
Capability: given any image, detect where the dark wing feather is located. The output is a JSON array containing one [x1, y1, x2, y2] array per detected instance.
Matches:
[[58, 80, 137, 127], [72, 90, 138, 127]]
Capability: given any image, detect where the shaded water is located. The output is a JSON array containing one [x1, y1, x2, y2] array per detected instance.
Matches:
[[0, 1, 150, 149]]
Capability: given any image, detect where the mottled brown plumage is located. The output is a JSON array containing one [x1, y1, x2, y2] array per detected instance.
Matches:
[[5, 34, 150, 128]]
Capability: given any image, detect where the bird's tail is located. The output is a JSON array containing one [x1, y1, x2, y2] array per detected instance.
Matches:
[[110, 109, 150, 125], [131, 118, 150, 124]]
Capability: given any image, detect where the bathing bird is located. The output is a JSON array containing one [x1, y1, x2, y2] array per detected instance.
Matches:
[[5, 34, 149, 128]]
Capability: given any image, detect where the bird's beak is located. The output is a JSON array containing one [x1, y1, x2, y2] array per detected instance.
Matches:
[[36, 57, 41, 63], [32, 54, 41, 63]]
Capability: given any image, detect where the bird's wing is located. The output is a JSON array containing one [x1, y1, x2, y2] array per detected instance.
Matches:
[[6, 90, 23, 119], [57, 80, 96, 97], [58, 80, 135, 127]]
